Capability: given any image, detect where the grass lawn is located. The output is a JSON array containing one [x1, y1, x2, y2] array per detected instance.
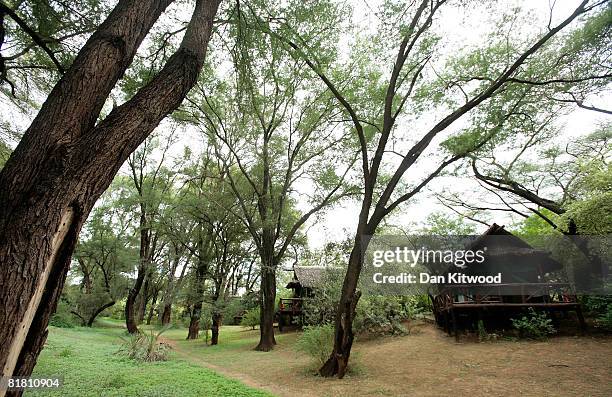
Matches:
[[25, 318, 612, 397], [27, 322, 272, 397]]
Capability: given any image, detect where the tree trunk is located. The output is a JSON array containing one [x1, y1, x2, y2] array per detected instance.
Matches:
[[137, 274, 150, 323], [211, 312, 222, 345], [86, 301, 116, 327], [146, 289, 159, 325], [187, 302, 202, 340], [0, 0, 221, 382], [255, 264, 276, 351], [319, 230, 370, 378], [160, 304, 172, 326], [125, 264, 146, 334]]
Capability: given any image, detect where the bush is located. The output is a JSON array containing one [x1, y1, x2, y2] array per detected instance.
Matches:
[[582, 294, 612, 331], [295, 324, 334, 366], [117, 328, 171, 362], [302, 270, 342, 326], [240, 307, 260, 330], [49, 298, 76, 328], [354, 296, 420, 336], [511, 308, 556, 340]]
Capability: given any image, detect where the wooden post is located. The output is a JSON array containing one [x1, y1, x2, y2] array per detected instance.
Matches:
[[451, 307, 458, 341], [576, 306, 587, 335]]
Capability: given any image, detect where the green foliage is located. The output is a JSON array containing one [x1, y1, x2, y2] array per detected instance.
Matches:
[[302, 267, 343, 326], [49, 297, 77, 328], [117, 329, 171, 362], [477, 320, 488, 342], [564, 163, 612, 234], [294, 324, 334, 366], [240, 307, 260, 330], [582, 294, 612, 331], [511, 308, 556, 340], [354, 296, 421, 336], [420, 212, 477, 235]]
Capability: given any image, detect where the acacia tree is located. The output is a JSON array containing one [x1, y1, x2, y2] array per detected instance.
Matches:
[[123, 135, 177, 333], [0, 0, 221, 381], [188, 1, 357, 350], [157, 234, 191, 326], [257, 0, 608, 376], [206, 194, 251, 345], [441, 124, 610, 233], [70, 202, 135, 327], [436, 7, 611, 232]]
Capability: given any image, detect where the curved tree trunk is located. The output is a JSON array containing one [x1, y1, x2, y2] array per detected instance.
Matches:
[[137, 275, 150, 323], [0, 0, 221, 384], [125, 264, 146, 334], [86, 301, 116, 327]]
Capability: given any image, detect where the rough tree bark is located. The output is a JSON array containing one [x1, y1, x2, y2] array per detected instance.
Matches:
[[187, 250, 208, 340], [146, 289, 159, 325], [210, 312, 222, 345], [126, 210, 151, 333], [255, 260, 277, 351], [137, 270, 151, 323], [0, 0, 221, 387]]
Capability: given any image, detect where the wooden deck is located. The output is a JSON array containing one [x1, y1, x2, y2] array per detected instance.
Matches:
[[432, 282, 586, 340]]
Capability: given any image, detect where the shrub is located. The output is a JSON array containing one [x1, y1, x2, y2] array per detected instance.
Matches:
[[240, 307, 260, 330], [117, 328, 171, 362], [354, 296, 419, 336], [511, 308, 556, 340], [49, 298, 76, 328], [582, 294, 612, 331], [596, 305, 612, 330], [303, 273, 342, 326], [295, 324, 334, 366]]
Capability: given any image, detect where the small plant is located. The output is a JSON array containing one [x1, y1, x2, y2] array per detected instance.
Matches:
[[58, 347, 73, 358], [240, 307, 260, 330], [596, 304, 612, 330], [511, 308, 556, 340], [295, 324, 334, 366], [117, 327, 171, 362]]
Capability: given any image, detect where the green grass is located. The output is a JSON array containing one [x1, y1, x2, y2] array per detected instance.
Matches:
[[27, 323, 273, 397]]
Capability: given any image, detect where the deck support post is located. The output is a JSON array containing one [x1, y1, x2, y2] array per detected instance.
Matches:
[[576, 306, 586, 335], [450, 308, 458, 341]]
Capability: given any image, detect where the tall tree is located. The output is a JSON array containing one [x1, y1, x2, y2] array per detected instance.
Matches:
[[0, 0, 221, 382], [123, 135, 174, 333], [70, 202, 135, 327], [259, 0, 608, 376], [188, 0, 356, 350]]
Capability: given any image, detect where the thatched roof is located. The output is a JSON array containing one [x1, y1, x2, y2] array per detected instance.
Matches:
[[466, 223, 561, 272], [286, 266, 326, 289]]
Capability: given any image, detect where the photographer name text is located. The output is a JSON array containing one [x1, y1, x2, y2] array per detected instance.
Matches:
[[372, 272, 502, 284]]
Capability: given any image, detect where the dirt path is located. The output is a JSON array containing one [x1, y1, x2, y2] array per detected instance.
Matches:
[[161, 337, 298, 397], [162, 325, 612, 397]]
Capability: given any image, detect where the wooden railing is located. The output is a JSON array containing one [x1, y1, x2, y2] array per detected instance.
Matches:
[[278, 297, 303, 313], [434, 282, 578, 312]]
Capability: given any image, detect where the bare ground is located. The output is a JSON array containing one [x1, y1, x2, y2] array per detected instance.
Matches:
[[164, 323, 612, 397]]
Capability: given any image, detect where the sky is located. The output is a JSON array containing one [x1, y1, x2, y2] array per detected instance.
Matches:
[[303, 0, 611, 247], [1, 0, 609, 251]]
